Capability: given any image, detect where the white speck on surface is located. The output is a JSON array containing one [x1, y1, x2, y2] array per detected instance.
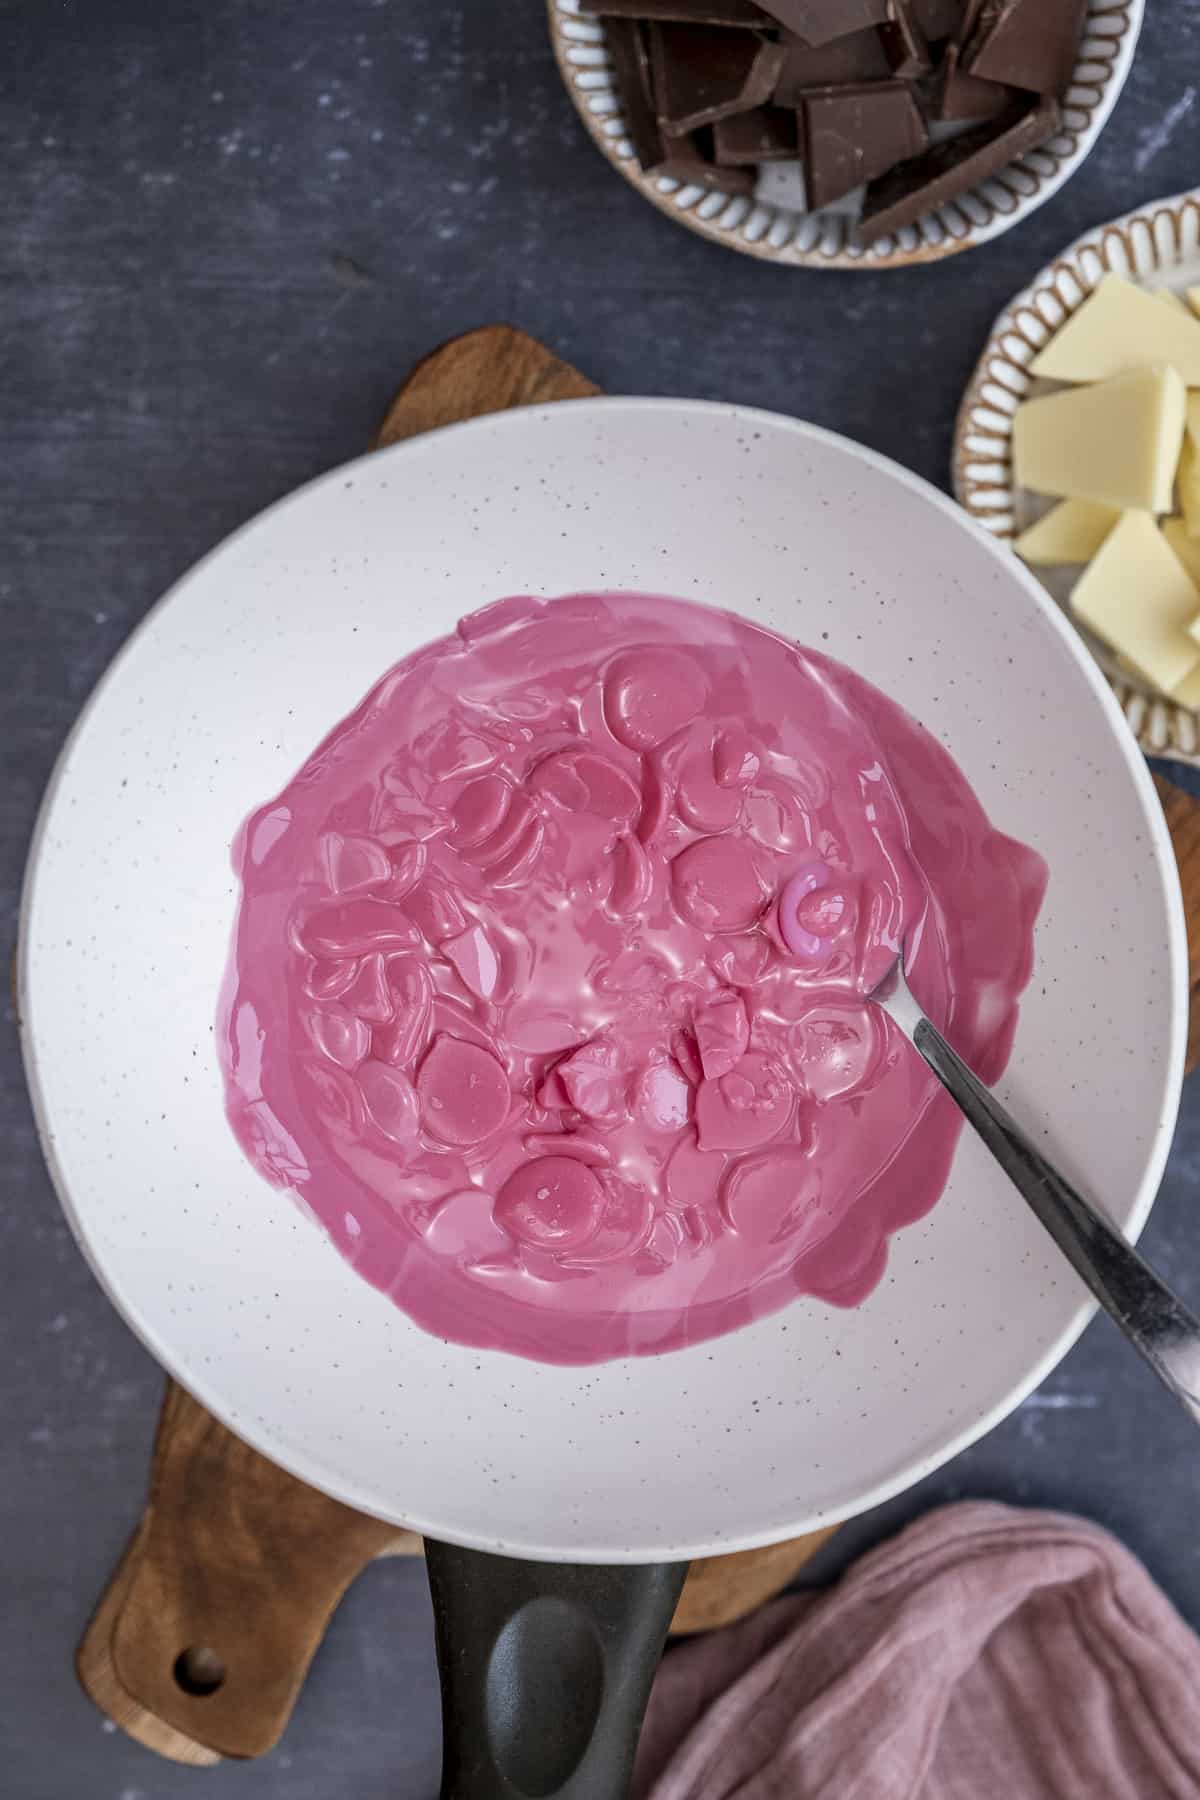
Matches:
[[1135, 87, 1195, 172], [44, 1312, 68, 1333], [1017, 1388, 1099, 1446], [1022, 1392, 1098, 1410], [328, 148, 351, 163]]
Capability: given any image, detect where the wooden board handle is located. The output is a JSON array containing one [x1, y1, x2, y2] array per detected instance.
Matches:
[[101, 1383, 412, 1759]]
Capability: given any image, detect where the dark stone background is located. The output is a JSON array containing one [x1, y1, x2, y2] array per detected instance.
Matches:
[[3, 2, 1199, 1794]]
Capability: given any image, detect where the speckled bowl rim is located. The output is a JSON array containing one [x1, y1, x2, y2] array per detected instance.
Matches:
[[953, 188, 1200, 766], [548, 0, 1143, 270]]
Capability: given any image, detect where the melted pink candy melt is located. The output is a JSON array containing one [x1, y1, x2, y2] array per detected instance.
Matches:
[[218, 591, 1046, 1364]]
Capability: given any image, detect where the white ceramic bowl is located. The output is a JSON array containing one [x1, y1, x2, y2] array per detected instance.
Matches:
[[954, 188, 1200, 762], [20, 399, 1184, 1560], [549, 0, 1142, 269]]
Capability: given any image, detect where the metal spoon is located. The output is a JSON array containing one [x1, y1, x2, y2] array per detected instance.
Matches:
[[871, 954, 1200, 1424]]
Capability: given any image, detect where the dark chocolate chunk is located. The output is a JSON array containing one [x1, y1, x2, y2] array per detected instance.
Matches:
[[658, 129, 758, 190], [774, 27, 892, 103], [650, 22, 786, 130], [582, 0, 771, 23], [712, 105, 800, 161], [857, 94, 1060, 242], [606, 20, 763, 183], [605, 18, 666, 169], [934, 41, 1019, 119], [801, 81, 928, 208], [752, 0, 887, 46], [879, 0, 932, 76], [591, 0, 1069, 216], [961, 0, 1086, 97], [910, 0, 962, 38]]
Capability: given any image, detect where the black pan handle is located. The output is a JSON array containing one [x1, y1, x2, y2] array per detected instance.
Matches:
[[424, 1539, 688, 1800]]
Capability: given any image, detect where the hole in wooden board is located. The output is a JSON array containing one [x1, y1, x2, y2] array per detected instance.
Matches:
[[173, 1646, 226, 1697]]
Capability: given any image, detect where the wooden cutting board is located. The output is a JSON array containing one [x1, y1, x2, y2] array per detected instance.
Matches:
[[75, 325, 1200, 1767]]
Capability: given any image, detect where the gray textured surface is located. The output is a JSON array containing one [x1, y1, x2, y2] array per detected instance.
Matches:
[[3, 1, 1200, 1795]]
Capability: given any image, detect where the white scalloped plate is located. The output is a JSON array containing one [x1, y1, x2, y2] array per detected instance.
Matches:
[[548, 0, 1141, 269], [953, 189, 1200, 764]]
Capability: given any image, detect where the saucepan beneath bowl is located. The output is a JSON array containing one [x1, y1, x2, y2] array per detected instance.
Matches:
[[19, 399, 1185, 1793]]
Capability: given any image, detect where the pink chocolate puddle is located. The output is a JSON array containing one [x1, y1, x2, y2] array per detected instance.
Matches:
[[218, 592, 1046, 1363]]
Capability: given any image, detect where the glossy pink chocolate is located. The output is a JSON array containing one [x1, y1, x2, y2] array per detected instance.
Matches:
[[218, 592, 1045, 1363]]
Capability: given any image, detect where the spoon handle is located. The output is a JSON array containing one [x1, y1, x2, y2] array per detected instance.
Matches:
[[910, 1014, 1200, 1425]]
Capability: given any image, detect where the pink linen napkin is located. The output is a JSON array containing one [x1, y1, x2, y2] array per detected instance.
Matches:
[[636, 1502, 1200, 1800]]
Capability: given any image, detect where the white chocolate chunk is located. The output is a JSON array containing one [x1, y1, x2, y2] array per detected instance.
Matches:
[[1164, 517, 1200, 586], [1030, 274, 1200, 384], [1069, 510, 1200, 695], [1180, 436, 1200, 540], [1187, 392, 1200, 455], [1013, 365, 1185, 512], [1013, 498, 1120, 564], [1171, 661, 1200, 709]]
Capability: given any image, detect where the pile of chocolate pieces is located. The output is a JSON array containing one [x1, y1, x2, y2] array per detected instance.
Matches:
[[580, 0, 1082, 246]]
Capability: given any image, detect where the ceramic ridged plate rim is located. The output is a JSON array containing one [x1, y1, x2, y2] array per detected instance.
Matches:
[[547, 0, 1142, 270], [952, 187, 1200, 766]]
